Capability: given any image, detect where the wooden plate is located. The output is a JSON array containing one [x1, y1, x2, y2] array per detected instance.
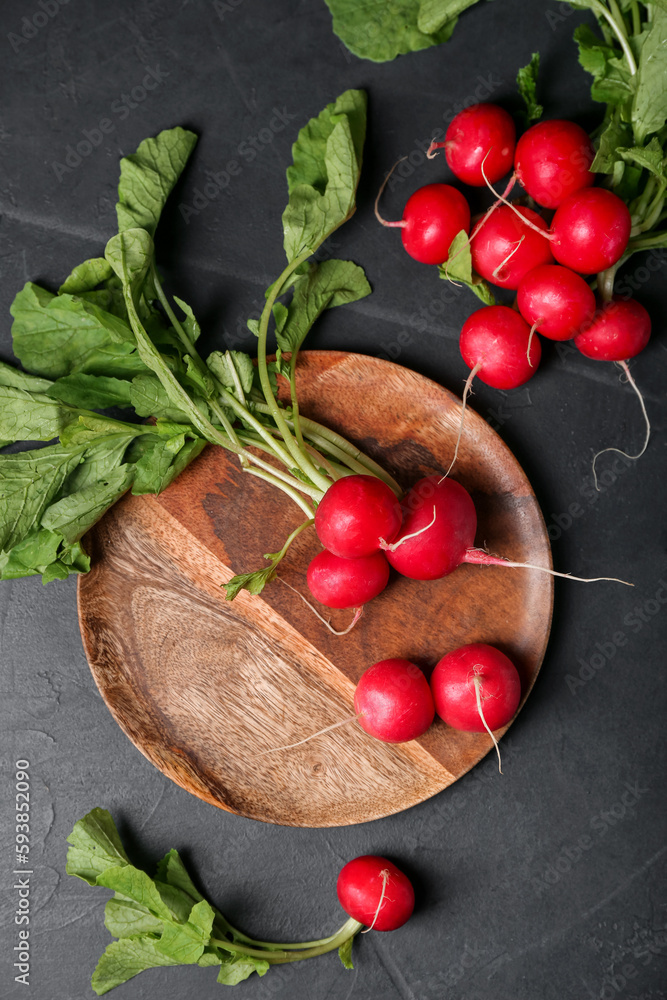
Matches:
[[77, 351, 553, 827]]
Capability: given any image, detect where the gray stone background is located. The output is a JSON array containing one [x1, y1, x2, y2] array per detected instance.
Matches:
[[0, 0, 666, 998]]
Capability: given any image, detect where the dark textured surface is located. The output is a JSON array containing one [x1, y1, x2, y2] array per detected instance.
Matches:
[[0, 1, 665, 998]]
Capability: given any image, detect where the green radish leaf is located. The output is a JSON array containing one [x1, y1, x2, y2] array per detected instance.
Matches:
[[172, 295, 201, 342], [439, 231, 496, 305], [573, 24, 634, 106], [0, 528, 61, 581], [46, 374, 133, 410], [632, 8, 667, 142], [116, 127, 198, 237], [275, 259, 371, 356], [216, 952, 270, 985], [104, 898, 164, 939], [105, 228, 154, 296], [324, 0, 460, 62], [591, 113, 633, 172], [64, 434, 135, 493], [96, 865, 174, 921], [0, 360, 52, 393], [41, 465, 134, 544], [0, 385, 81, 442], [207, 351, 255, 396], [154, 850, 204, 904], [223, 563, 280, 601], [155, 899, 215, 964], [617, 136, 667, 180], [0, 443, 86, 552], [282, 90, 367, 261], [132, 436, 205, 496], [59, 258, 114, 295], [10, 283, 134, 379], [130, 373, 193, 422], [91, 937, 181, 996], [516, 51, 543, 123], [418, 0, 479, 34], [338, 935, 355, 969], [65, 808, 130, 886]]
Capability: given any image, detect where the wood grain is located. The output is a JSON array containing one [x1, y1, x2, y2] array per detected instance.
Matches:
[[78, 351, 553, 827]]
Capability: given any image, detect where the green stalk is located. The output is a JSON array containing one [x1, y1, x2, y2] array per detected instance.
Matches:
[[245, 469, 315, 518], [209, 917, 362, 964], [238, 431, 343, 482], [589, 0, 637, 74], [630, 1, 641, 35], [256, 253, 332, 493]]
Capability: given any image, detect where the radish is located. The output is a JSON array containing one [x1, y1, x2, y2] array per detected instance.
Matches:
[[307, 549, 390, 609], [551, 188, 632, 274], [314, 475, 402, 559], [427, 103, 516, 186], [459, 305, 541, 389], [430, 643, 521, 771], [354, 659, 435, 743], [470, 205, 554, 289], [375, 171, 471, 265], [574, 297, 651, 489], [514, 119, 595, 209], [517, 264, 596, 341], [386, 475, 631, 585], [337, 856, 414, 932]]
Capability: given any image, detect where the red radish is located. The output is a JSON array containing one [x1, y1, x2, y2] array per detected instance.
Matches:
[[574, 297, 651, 361], [431, 643, 521, 771], [459, 305, 541, 390], [427, 103, 516, 186], [386, 475, 631, 585], [314, 475, 402, 559], [514, 119, 595, 209], [517, 264, 596, 341], [337, 856, 414, 931], [551, 188, 631, 274], [354, 659, 435, 743], [375, 174, 471, 265], [470, 205, 554, 289], [307, 549, 389, 609], [574, 298, 651, 489]]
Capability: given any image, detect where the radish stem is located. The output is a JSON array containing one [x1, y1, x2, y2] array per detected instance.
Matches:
[[463, 548, 633, 586]]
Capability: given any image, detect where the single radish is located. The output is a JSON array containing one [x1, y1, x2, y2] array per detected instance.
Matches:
[[386, 475, 631, 586], [375, 172, 471, 265], [314, 475, 402, 559], [574, 297, 651, 361], [514, 119, 595, 209], [460, 305, 541, 389], [354, 659, 435, 743], [257, 659, 434, 757], [574, 297, 651, 489], [470, 205, 554, 289], [337, 856, 414, 932], [427, 103, 516, 186], [551, 188, 631, 274], [307, 549, 390, 609], [517, 264, 596, 341], [431, 643, 521, 771]]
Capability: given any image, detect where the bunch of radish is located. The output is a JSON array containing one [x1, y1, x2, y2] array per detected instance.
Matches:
[[377, 104, 652, 482]]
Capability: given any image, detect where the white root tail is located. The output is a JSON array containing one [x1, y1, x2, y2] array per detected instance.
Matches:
[[480, 160, 554, 241], [439, 360, 483, 481], [380, 506, 437, 552], [472, 674, 502, 774], [253, 714, 361, 757], [442, 165, 517, 281], [526, 320, 541, 367], [374, 157, 409, 229], [277, 577, 364, 634], [592, 360, 651, 491], [361, 869, 390, 934]]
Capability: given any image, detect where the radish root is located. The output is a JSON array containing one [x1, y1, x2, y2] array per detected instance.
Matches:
[[361, 869, 390, 934], [442, 167, 516, 281], [526, 320, 541, 367], [426, 138, 448, 160], [463, 548, 633, 586], [374, 158, 409, 229], [592, 360, 651, 491], [472, 673, 502, 774], [277, 577, 364, 634], [491, 235, 525, 281], [439, 360, 483, 481], [480, 161, 554, 241], [253, 714, 361, 757], [380, 506, 437, 552]]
